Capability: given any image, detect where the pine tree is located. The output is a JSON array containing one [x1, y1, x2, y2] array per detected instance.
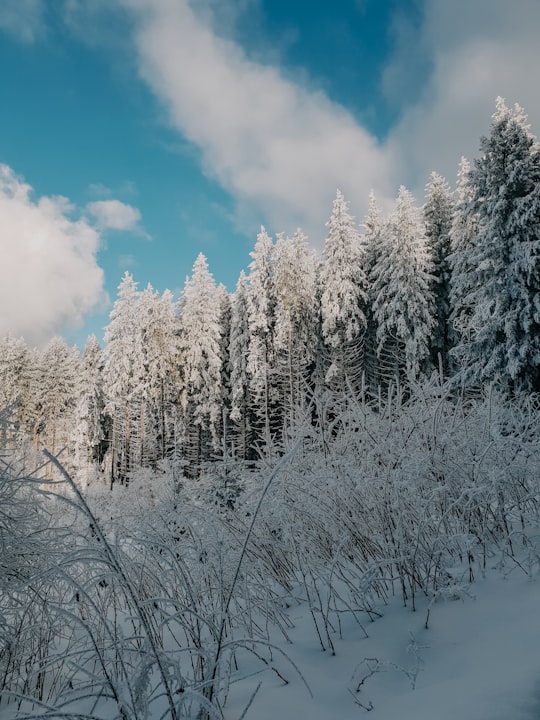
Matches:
[[424, 172, 454, 374], [178, 253, 223, 474], [449, 157, 479, 372], [229, 271, 251, 459], [273, 229, 318, 431], [72, 335, 105, 484], [319, 190, 368, 393], [38, 337, 80, 468], [362, 191, 385, 391], [103, 272, 143, 484], [138, 285, 180, 468], [0, 334, 31, 434], [372, 186, 436, 384], [246, 227, 277, 454], [451, 99, 540, 390]]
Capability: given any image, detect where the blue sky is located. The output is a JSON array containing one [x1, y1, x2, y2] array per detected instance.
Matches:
[[1, 0, 539, 347]]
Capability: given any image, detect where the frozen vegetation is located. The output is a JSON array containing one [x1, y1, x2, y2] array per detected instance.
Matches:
[[2, 98, 540, 718]]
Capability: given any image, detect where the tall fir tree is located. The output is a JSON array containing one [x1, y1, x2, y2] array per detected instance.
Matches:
[[273, 229, 318, 431], [449, 157, 479, 372], [451, 99, 540, 390], [424, 172, 455, 374], [178, 253, 223, 474], [246, 227, 277, 455], [319, 190, 368, 393], [38, 337, 80, 470], [371, 186, 436, 384], [229, 271, 251, 459], [103, 272, 143, 484], [72, 335, 105, 484], [138, 285, 180, 468], [363, 191, 385, 391]]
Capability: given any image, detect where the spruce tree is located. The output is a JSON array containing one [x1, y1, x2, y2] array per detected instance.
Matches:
[[372, 186, 436, 384], [246, 227, 277, 454], [229, 271, 251, 459], [319, 190, 368, 393], [449, 157, 479, 373], [178, 253, 223, 473], [103, 272, 142, 484], [451, 99, 540, 390], [273, 229, 318, 430], [424, 172, 454, 374]]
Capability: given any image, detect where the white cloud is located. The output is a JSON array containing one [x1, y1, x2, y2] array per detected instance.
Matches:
[[121, 0, 393, 243], [0, 0, 45, 43], [0, 164, 106, 346], [120, 0, 540, 237], [86, 199, 143, 232], [380, 0, 540, 195]]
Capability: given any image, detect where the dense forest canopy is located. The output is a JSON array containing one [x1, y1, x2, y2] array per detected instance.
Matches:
[[1, 98, 540, 483]]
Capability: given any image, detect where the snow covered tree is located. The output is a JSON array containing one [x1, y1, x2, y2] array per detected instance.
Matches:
[[362, 191, 385, 390], [138, 285, 180, 468], [229, 271, 251, 459], [449, 157, 479, 372], [103, 272, 143, 484], [178, 253, 223, 474], [246, 227, 277, 454], [424, 172, 454, 374], [371, 186, 436, 384], [38, 337, 80, 468], [319, 190, 368, 393], [0, 335, 32, 439], [273, 229, 318, 429], [71, 335, 105, 483], [451, 99, 540, 390]]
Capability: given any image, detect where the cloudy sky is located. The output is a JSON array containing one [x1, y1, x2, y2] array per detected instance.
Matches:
[[1, 0, 539, 346]]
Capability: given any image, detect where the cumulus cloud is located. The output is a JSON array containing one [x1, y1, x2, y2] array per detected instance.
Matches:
[[121, 0, 393, 242], [86, 199, 143, 232], [0, 0, 45, 43], [0, 164, 106, 345], [120, 0, 540, 237]]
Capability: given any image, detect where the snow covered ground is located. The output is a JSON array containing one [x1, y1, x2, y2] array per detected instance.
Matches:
[[227, 568, 540, 720]]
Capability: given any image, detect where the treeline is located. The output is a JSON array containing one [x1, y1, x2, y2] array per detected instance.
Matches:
[[1, 98, 540, 482]]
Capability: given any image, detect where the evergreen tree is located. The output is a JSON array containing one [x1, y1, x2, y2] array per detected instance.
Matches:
[[72, 335, 105, 483], [319, 190, 368, 392], [0, 334, 31, 437], [372, 186, 436, 383], [178, 253, 223, 473], [138, 285, 180, 468], [362, 191, 385, 391], [424, 172, 454, 374], [229, 271, 251, 459], [38, 337, 80, 466], [273, 229, 318, 430], [449, 157, 479, 371], [452, 99, 540, 390], [246, 227, 277, 454], [103, 272, 143, 484]]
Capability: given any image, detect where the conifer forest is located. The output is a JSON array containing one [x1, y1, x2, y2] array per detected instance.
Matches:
[[2, 99, 540, 719]]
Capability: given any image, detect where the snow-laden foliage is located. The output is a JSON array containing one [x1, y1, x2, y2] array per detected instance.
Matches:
[[3, 383, 540, 719], [104, 272, 143, 484], [273, 229, 318, 429], [319, 190, 368, 390], [179, 253, 224, 473], [371, 186, 436, 383], [229, 271, 251, 458], [71, 334, 105, 482], [246, 227, 277, 455], [423, 172, 454, 373], [451, 98, 540, 390]]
